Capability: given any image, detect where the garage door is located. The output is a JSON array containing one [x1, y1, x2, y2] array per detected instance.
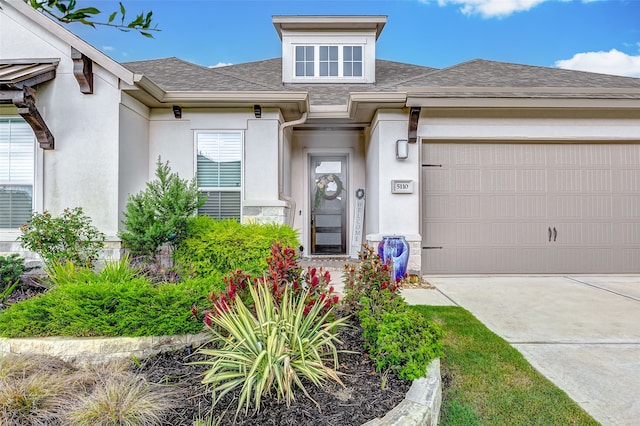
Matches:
[[422, 143, 640, 274]]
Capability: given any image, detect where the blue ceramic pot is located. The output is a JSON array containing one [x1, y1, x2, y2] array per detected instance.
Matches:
[[377, 236, 410, 281]]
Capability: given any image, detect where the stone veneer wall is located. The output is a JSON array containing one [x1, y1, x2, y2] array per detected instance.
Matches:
[[242, 205, 288, 225]]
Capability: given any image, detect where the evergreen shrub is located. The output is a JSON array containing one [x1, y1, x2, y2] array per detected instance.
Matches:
[[173, 216, 299, 278]]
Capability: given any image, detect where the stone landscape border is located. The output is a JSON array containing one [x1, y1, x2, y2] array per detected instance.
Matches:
[[0, 333, 210, 366], [0, 334, 441, 425]]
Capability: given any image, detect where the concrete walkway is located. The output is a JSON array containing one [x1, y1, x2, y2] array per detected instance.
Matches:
[[402, 276, 640, 426]]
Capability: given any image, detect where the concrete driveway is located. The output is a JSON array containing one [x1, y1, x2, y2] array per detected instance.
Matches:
[[410, 275, 640, 426]]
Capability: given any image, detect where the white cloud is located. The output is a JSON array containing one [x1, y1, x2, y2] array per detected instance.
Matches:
[[102, 46, 115, 51], [555, 49, 640, 78], [209, 62, 233, 68], [432, 0, 549, 18]]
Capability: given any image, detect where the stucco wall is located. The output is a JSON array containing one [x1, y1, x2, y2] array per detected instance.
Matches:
[[368, 110, 422, 272], [1, 7, 123, 239], [245, 115, 280, 201], [118, 95, 150, 232]]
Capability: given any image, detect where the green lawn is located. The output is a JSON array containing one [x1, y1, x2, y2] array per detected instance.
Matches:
[[412, 306, 600, 426]]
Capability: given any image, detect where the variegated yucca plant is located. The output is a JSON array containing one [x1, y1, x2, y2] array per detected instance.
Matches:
[[192, 280, 348, 419]]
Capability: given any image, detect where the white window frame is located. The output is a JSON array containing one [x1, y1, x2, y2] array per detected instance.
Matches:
[[0, 116, 41, 234], [292, 44, 366, 82], [194, 131, 244, 221]]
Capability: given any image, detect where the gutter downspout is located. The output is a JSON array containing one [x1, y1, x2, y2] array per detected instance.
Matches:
[[279, 113, 308, 227]]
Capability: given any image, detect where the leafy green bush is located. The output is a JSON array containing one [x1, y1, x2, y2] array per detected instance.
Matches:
[[18, 207, 105, 267], [343, 244, 443, 380], [174, 216, 299, 278], [0, 254, 30, 295], [0, 273, 219, 338], [192, 281, 347, 419], [120, 158, 203, 259], [360, 298, 443, 380]]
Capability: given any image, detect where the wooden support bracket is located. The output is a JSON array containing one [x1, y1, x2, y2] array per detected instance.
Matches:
[[408, 106, 421, 144], [12, 86, 55, 149], [71, 47, 93, 94]]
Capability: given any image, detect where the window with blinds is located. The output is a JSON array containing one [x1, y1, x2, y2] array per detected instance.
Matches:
[[0, 119, 34, 228], [196, 132, 242, 220]]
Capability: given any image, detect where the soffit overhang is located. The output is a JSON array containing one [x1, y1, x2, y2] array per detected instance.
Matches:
[[272, 15, 387, 40], [404, 86, 640, 109], [123, 76, 310, 121], [125, 73, 409, 125]]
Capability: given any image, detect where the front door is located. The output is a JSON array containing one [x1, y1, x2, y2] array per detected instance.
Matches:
[[310, 155, 347, 255]]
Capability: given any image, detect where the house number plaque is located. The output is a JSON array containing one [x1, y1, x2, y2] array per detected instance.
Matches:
[[391, 180, 414, 194]]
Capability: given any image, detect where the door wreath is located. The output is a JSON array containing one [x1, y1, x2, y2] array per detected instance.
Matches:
[[314, 174, 343, 207]]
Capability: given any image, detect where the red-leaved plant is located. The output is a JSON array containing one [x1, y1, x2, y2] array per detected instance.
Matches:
[[341, 244, 403, 314], [192, 242, 339, 327]]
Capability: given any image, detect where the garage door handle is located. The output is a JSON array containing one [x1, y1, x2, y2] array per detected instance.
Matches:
[[548, 227, 552, 242], [553, 227, 557, 242]]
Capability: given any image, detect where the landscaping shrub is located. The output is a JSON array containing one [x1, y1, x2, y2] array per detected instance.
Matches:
[[359, 297, 443, 380], [342, 244, 443, 380], [196, 242, 339, 326], [193, 280, 347, 419], [0, 254, 32, 302], [173, 216, 299, 278], [0, 254, 27, 291], [341, 244, 402, 314], [0, 270, 219, 338], [18, 207, 105, 267], [120, 158, 203, 259]]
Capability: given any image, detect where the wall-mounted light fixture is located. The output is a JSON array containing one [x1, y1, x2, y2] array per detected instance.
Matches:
[[172, 105, 182, 119], [396, 139, 409, 160], [254, 104, 262, 118]]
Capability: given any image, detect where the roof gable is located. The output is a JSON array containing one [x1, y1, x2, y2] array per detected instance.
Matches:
[[2, 0, 134, 84]]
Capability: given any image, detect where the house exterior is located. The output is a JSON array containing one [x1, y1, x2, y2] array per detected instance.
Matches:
[[2, 0, 640, 274]]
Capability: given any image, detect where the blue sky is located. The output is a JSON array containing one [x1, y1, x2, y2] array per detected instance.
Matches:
[[67, 0, 640, 77]]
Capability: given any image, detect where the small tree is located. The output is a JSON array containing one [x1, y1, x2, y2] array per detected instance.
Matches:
[[18, 207, 105, 268], [120, 158, 204, 260]]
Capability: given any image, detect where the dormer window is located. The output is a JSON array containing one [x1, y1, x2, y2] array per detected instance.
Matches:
[[294, 45, 363, 79], [274, 15, 386, 84], [343, 46, 363, 77], [295, 46, 315, 77]]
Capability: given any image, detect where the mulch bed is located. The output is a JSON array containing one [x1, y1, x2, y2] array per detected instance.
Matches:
[[136, 321, 411, 425], [1, 277, 412, 425]]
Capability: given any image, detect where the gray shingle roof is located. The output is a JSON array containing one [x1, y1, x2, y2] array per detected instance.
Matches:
[[406, 59, 640, 88], [122, 57, 640, 105], [123, 57, 438, 105]]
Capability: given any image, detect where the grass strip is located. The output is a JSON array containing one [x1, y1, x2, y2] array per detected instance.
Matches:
[[412, 306, 600, 426]]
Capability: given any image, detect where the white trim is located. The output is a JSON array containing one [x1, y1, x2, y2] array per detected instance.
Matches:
[[193, 130, 245, 220], [289, 43, 367, 84]]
